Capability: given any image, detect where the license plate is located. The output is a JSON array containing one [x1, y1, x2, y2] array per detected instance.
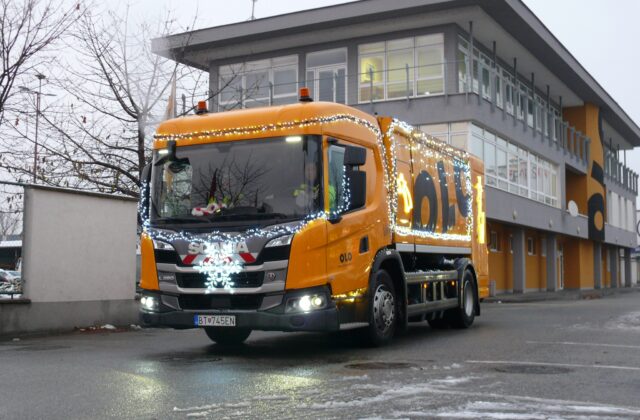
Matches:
[[194, 315, 236, 327]]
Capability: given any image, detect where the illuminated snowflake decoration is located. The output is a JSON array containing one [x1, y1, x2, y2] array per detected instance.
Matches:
[[194, 242, 244, 291]]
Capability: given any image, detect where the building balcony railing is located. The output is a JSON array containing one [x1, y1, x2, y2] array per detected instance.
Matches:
[[604, 148, 638, 195], [215, 60, 637, 195]]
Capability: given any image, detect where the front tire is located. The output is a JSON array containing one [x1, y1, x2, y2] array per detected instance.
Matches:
[[364, 269, 397, 346], [204, 327, 252, 345]]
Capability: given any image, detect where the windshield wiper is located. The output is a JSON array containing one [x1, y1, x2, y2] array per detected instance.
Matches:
[[206, 212, 296, 223], [155, 215, 211, 224]]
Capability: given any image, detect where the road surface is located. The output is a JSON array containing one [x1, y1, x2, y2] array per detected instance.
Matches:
[[1, 292, 640, 419]]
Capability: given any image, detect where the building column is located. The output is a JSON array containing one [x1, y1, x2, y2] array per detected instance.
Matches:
[[593, 242, 602, 289], [546, 234, 557, 291], [624, 248, 632, 287], [347, 44, 359, 106], [208, 63, 219, 112], [512, 228, 526, 293], [610, 247, 618, 288]]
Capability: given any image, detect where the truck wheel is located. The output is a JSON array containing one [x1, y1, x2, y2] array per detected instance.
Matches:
[[448, 269, 476, 329], [364, 269, 397, 346], [204, 327, 252, 345]]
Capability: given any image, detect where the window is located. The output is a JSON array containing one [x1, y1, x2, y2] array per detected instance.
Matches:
[[471, 123, 559, 208], [219, 56, 298, 110], [327, 145, 347, 214], [527, 237, 536, 255], [359, 34, 444, 102], [489, 231, 500, 252], [509, 235, 513, 254], [419, 122, 469, 150], [306, 49, 347, 104]]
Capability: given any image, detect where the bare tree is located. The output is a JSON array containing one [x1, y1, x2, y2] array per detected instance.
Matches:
[[0, 210, 19, 238], [0, 7, 213, 197], [0, 0, 81, 124]]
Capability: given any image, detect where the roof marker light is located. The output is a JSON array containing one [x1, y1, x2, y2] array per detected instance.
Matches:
[[299, 87, 313, 102], [196, 100, 208, 114]]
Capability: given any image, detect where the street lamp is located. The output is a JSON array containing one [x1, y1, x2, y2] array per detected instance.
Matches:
[[18, 74, 55, 183]]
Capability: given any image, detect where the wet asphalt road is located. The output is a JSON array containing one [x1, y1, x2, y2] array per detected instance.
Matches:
[[2, 292, 640, 419]]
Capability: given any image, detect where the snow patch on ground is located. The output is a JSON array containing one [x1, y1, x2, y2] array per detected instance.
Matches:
[[605, 311, 640, 332], [334, 374, 369, 381], [304, 376, 478, 409], [432, 399, 640, 419]]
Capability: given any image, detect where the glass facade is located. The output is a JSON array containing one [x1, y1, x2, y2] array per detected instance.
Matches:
[[358, 34, 444, 102], [419, 122, 559, 208], [219, 56, 298, 110], [607, 190, 637, 232]]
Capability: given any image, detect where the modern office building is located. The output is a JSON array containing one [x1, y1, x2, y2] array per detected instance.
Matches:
[[153, 0, 639, 293]]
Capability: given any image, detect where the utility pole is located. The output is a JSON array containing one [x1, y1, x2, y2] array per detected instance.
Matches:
[[19, 74, 55, 184], [250, 0, 257, 20], [34, 74, 45, 183]]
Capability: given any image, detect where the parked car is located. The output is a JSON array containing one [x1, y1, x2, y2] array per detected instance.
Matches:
[[6, 270, 21, 280]]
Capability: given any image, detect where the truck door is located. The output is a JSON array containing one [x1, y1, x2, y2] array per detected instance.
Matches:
[[325, 138, 378, 296]]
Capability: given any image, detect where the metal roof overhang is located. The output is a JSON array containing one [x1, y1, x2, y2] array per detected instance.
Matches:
[[152, 0, 640, 147]]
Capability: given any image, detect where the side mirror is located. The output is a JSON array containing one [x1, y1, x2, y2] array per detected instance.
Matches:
[[344, 146, 366, 167], [347, 170, 366, 211], [138, 163, 152, 227]]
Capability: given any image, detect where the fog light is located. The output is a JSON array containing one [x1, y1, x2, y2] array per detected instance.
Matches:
[[311, 296, 324, 308], [140, 296, 158, 311]]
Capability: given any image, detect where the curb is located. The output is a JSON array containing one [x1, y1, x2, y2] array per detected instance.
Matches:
[[483, 286, 640, 304]]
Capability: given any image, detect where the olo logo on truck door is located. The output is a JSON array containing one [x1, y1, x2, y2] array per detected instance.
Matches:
[[339, 252, 353, 264]]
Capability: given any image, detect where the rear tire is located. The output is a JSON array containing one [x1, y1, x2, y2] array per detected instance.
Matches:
[[448, 269, 476, 329], [204, 327, 252, 345], [363, 269, 397, 346]]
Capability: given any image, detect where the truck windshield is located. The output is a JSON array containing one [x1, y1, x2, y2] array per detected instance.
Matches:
[[150, 135, 323, 226]]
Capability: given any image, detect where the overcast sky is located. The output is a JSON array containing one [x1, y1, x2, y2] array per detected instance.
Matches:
[[114, 0, 639, 204]]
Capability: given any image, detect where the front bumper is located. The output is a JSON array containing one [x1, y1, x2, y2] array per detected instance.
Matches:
[[139, 287, 340, 332]]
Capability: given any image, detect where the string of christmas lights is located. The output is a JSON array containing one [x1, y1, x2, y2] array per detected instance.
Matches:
[[140, 113, 476, 291]]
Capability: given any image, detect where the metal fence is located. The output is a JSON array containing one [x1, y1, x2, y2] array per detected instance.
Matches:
[[0, 182, 23, 299]]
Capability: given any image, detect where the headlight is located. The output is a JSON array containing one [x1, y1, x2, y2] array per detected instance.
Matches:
[[140, 296, 159, 311], [152, 239, 174, 251], [265, 234, 293, 248], [285, 293, 327, 313]]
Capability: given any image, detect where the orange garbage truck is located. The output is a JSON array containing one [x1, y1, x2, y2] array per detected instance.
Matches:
[[138, 90, 488, 346]]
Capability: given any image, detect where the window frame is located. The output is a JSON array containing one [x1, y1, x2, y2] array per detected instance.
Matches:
[[527, 237, 536, 256], [218, 56, 299, 110], [358, 34, 444, 103], [489, 231, 500, 252]]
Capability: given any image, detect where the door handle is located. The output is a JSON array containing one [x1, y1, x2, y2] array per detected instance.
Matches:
[[359, 236, 369, 253]]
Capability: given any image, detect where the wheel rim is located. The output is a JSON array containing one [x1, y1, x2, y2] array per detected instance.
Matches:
[[463, 281, 474, 317], [373, 284, 395, 333]]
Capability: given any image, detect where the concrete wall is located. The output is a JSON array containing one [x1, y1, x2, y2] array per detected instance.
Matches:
[[22, 187, 137, 302], [1, 186, 138, 336]]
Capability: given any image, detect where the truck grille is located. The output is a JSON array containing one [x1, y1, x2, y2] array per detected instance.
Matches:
[[175, 272, 264, 288], [178, 294, 263, 310]]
